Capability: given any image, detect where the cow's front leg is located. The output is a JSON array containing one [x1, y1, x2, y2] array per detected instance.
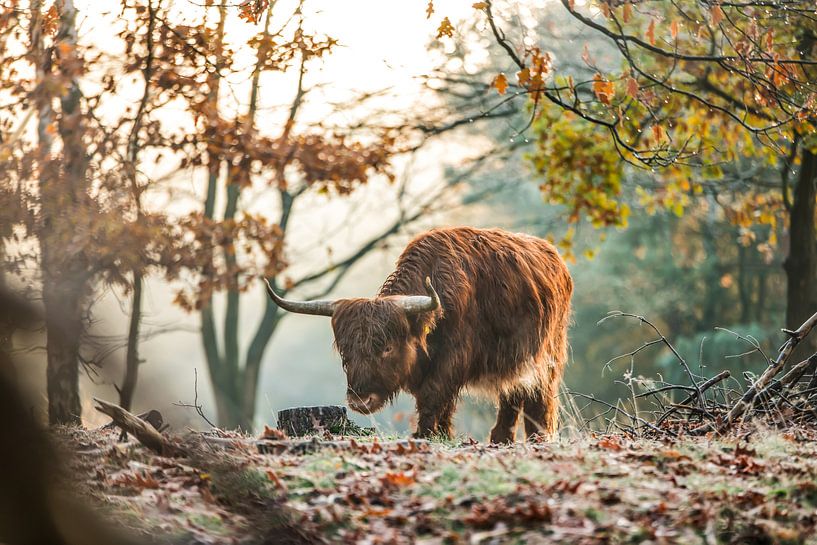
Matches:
[[413, 388, 458, 439]]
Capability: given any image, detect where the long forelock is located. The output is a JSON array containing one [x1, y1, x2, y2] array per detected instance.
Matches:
[[332, 299, 410, 360]]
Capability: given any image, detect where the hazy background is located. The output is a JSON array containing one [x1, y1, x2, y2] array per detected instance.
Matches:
[[9, 0, 788, 438]]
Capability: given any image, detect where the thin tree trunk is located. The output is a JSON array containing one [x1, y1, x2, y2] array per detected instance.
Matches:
[[785, 147, 817, 360], [119, 0, 157, 412], [738, 244, 751, 323], [119, 271, 142, 410], [198, 0, 244, 428]]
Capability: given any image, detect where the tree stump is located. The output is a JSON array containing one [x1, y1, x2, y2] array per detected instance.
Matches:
[[277, 405, 359, 437]]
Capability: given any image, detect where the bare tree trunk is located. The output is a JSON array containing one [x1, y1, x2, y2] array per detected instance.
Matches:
[[42, 282, 83, 425], [30, 0, 88, 425], [785, 147, 817, 359], [120, 0, 157, 411], [119, 272, 142, 410], [738, 244, 751, 323]]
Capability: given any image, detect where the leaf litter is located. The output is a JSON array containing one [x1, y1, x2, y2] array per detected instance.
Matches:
[[55, 426, 817, 544]]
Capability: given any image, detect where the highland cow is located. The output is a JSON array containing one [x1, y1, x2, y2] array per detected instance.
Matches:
[[265, 227, 573, 442]]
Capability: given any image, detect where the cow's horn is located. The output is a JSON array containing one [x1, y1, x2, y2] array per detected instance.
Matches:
[[263, 278, 335, 317], [393, 277, 440, 315]]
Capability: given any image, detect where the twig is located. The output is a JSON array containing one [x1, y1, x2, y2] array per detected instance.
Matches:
[[693, 310, 817, 435], [173, 368, 218, 429]]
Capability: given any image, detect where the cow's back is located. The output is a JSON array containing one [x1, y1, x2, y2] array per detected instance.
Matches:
[[380, 227, 572, 394]]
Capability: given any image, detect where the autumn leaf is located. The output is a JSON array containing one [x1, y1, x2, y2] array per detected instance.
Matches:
[[581, 43, 591, 65], [651, 124, 666, 142], [592, 74, 615, 104], [493, 72, 508, 95], [670, 20, 679, 40], [472, 2, 488, 9], [516, 67, 530, 86], [622, 3, 632, 23], [57, 42, 74, 56], [382, 471, 416, 487], [238, 0, 269, 24], [597, 436, 623, 451], [260, 425, 286, 440], [42, 5, 59, 36], [646, 19, 656, 46], [436, 17, 454, 39], [711, 4, 724, 26], [625, 76, 639, 99], [425, 0, 433, 19], [265, 469, 287, 490]]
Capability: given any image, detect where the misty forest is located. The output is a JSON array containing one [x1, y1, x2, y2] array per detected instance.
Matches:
[[2, 0, 817, 543]]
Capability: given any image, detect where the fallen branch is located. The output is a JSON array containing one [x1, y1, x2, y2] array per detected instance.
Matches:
[[692, 310, 817, 435], [656, 370, 731, 426], [93, 398, 185, 457]]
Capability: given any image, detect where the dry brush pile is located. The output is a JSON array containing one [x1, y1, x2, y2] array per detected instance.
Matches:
[[570, 310, 817, 439]]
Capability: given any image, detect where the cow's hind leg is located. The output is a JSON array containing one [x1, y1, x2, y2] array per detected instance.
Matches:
[[522, 376, 561, 439], [489, 391, 524, 443]]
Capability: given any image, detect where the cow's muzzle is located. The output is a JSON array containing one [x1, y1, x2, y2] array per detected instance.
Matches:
[[347, 392, 384, 415]]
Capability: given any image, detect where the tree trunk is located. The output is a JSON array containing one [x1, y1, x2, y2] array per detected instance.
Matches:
[[42, 280, 83, 425], [31, 0, 88, 425], [738, 244, 751, 323], [119, 271, 142, 411], [785, 147, 817, 360]]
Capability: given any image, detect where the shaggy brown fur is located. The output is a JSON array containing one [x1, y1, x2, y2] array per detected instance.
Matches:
[[331, 226, 573, 442]]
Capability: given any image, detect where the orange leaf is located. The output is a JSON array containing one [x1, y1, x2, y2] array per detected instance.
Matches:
[[711, 4, 724, 26], [493, 73, 509, 95], [597, 436, 622, 451], [436, 16, 454, 39], [670, 20, 679, 40], [646, 19, 656, 46], [516, 67, 530, 86], [383, 471, 415, 486], [651, 124, 665, 142], [472, 1, 487, 8], [592, 74, 615, 104], [622, 3, 632, 23], [426, 0, 433, 18]]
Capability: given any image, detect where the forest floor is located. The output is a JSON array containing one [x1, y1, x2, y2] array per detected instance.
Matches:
[[56, 426, 817, 545]]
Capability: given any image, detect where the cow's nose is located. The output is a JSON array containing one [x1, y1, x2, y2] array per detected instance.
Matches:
[[347, 392, 380, 414]]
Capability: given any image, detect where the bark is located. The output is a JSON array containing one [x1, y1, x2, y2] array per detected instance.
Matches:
[[119, 271, 142, 411], [42, 280, 83, 425], [737, 244, 751, 323], [119, 0, 156, 412], [277, 405, 353, 437], [785, 147, 817, 360], [31, 0, 88, 425], [93, 398, 184, 457]]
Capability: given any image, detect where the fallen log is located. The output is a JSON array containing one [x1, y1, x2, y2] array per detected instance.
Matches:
[[93, 398, 184, 457]]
